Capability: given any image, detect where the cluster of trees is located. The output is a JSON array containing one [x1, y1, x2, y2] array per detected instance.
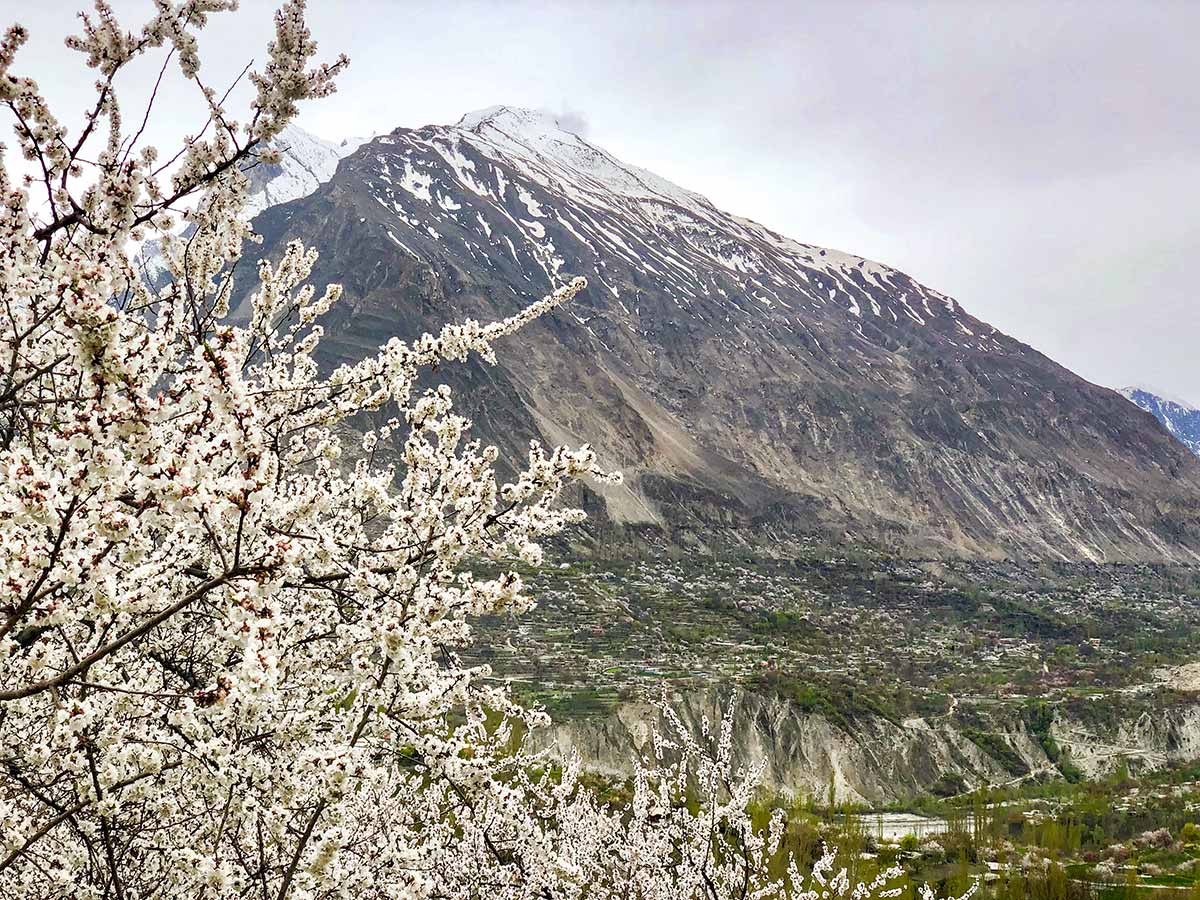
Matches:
[[0, 3, 967, 897]]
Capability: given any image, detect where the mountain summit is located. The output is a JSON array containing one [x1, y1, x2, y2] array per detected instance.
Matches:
[[243, 107, 1200, 561], [456, 105, 572, 133]]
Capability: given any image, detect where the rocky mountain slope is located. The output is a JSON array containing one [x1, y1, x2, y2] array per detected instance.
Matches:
[[240, 106, 1200, 561], [1121, 387, 1200, 456]]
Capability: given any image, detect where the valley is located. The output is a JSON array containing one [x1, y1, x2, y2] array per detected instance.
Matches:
[[471, 552, 1200, 803], [470, 552, 1200, 896]]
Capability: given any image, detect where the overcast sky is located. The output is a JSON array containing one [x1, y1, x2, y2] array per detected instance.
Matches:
[[8, 0, 1199, 403]]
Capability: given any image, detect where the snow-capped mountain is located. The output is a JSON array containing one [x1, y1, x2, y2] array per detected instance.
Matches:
[[348, 106, 986, 342], [239, 106, 1200, 561], [242, 124, 368, 217], [137, 124, 363, 281], [1121, 387, 1200, 455]]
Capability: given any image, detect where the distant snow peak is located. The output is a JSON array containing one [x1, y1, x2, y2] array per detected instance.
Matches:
[[244, 123, 361, 217], [1121, 387, 1200, 455], [1120, 385, 1197, 412], [135, 123, 361, 282], [221, 106, 999, 360], [224, 103, 1200, 560]]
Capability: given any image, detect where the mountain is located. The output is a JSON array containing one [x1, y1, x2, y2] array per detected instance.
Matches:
[[239, 106, 1200, 561], [242, 124, 370, 217], [1121, 387, 1200, 456], [137, 124, 365, 279]]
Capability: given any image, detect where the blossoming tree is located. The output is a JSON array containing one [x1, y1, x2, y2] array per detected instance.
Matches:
[[0, 2, 961, 898]]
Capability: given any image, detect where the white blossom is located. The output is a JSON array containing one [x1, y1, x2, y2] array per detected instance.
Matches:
[[0, 4, 970, 899]]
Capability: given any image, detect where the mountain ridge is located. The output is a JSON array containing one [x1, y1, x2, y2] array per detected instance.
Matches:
[[236, 106, 1200, 562]]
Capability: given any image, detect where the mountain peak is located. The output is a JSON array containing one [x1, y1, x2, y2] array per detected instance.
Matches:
[[1120, 385, 1197, 411], [1121, 387, 1200, 455], [455, 105, 574, 137], [242, 123, 362, 218], [445, 104, 724, 228]]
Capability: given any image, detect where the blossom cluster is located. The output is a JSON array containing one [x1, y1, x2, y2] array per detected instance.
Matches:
[[0, 3, 967, 898]]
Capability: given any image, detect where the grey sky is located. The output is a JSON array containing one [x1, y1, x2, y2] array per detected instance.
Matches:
[[8, 0, 1199, 403]]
